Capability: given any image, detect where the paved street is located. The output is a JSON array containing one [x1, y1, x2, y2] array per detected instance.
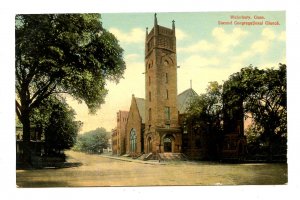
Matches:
[[16, 151, 287, 187]]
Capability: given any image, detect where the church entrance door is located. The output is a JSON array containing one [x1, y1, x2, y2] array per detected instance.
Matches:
[[163, 137, 172, 152]]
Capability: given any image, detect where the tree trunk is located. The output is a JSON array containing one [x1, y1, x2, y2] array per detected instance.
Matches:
[[22, 108, 32, 165], [265, 128, 274, 162]]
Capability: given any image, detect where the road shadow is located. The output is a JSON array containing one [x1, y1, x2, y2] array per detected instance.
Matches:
[[17, 180, 71, 188], [16, 161, 82, 170]]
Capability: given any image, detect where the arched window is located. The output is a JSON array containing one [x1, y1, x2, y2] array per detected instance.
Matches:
[[166, 89, 168, 99], [130, 129, 137, 152], [149, 108, 152, 121], [147, 137, 152, 153], [165, 73, 168, 83], [164, 107, 170, 121]]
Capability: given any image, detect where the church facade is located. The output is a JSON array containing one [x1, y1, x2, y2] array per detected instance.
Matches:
[[144, 14, 182, 155], [112, 14, 246, 160]]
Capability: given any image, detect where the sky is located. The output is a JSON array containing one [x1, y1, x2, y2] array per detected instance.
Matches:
[[66, 11, 286, 133]]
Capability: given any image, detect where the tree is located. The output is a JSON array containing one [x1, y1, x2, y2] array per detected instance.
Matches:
[[15, 14, 125, 162], [31, 96, 82, 155], [186, 82, 223, 159], [187, 81, 222, 129], [73, 128, 110, 153], [244, 64, 287, 158], [223, 64, 287, 159]]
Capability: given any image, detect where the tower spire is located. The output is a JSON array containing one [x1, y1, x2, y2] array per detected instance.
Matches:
[[154, 13, 158, 26], [172, 20, 175, 30]]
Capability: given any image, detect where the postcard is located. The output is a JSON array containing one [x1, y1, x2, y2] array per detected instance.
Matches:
[[15, 11, 287, 188]]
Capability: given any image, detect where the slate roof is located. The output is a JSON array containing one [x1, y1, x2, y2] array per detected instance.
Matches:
[[177, 88, 198, 114], [135, 97, 146, 123]]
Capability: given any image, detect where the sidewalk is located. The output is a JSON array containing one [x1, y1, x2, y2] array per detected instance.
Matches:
[[98, 154, 166, 165]]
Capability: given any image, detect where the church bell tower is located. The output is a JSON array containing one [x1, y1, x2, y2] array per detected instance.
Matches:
[[144, 14, 181, 154]]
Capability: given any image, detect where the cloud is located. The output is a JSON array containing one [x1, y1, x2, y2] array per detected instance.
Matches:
[[250, 28, 286, 54], [177, 61, 246, 95], [261, 28, 276, 40], [231, 50, 253, 66], [278, 31, 286, 41], [125, 53, 140, 61], [178, 40, 215, 53], [261, 28, 285, 42], [109, 27, 144, 44], [179, 27, 248, 54], [251, 40, 270, 53], [257, 56, 286, 70], [231, 42, 267, 65], [182, 55, 220, 69], [232, 28, 284, 64], [176, 28, 188, 41], [212, 27, 248, 52]]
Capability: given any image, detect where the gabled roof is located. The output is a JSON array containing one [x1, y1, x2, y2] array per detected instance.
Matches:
[[135, 97, 145, 123], [131, 88, 197, 123], [177, 88, 198, 114]]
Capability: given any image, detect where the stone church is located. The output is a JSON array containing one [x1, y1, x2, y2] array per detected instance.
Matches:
[[112, 14, 246, 160]]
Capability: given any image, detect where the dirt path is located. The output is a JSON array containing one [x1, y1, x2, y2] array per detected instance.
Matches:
[[16, 151, 287, 187]]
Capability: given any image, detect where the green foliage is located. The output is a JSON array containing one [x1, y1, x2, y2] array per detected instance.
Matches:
[[223, 64, 287, 156], [16, 14, 125, 115], [73, 128, 110, 153], [187, 64, 286, 159], [186, 81, 222, 132], [15, 14, 125, 161], [31, 96, 81, 153], [245, 123, 263, 144]]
